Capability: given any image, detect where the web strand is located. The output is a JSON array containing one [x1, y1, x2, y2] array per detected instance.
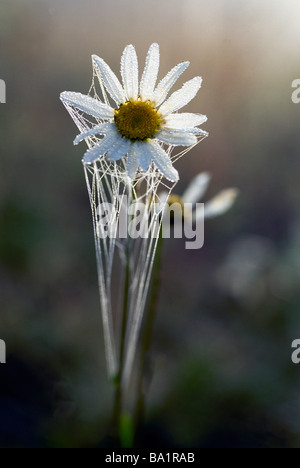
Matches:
[[61, 61, 208, 383]]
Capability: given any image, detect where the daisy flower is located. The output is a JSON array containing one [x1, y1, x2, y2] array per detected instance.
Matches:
[[60, 43, 208, 182], [160, 172, 239, 218]]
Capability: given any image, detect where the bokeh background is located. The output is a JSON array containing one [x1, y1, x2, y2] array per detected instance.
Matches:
[[1, 0, 300, 448]]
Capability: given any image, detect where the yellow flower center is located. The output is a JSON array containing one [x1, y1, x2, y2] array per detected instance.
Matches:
[[114, 100, 162, 142], [167, 194, 185, 209], [167, 194, 191, 220]]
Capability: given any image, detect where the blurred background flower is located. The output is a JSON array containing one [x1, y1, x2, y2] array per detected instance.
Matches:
[[1, 0, 300, 448]]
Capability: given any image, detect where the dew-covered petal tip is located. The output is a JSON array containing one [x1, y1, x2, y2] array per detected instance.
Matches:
[[156, 129, 197, 147], [159, 77, 203, 116], [147, 140, 179, 182], [121, 45, 139, 101], [153, 62, 190, 108], [93, 55, 126, 106], [164, 113, 207, 129], [140, 43, 160, 102], [60, 92, 114, 120]]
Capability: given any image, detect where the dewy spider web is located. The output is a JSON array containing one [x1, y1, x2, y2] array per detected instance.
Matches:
[[62, 60, 208, 389]]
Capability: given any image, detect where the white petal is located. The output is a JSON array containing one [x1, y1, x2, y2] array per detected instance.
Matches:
[[92, 55, 126, 105], [204, 189, 239, 219], [60, 92, 114, 120], [127, 145, 139, 179], [134, 141, 152, 171], [164, 113, 207, 129], [140, 43, 160, 101], [121, 45, 139, 101], [147, 141, 179, 182], [106, 137, 131, 161], [153, 62, 190, 107], [82, 129, 122, 164], [159, 77, 203, 116], [182, 172, 211, 204], [170, 127, 208, 137], [156, 129, 197, 146], [74, 122, 114, 145], [188, 128, 209, 137]]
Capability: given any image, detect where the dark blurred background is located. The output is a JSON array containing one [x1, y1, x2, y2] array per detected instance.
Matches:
[[1, 0, 300, 448]]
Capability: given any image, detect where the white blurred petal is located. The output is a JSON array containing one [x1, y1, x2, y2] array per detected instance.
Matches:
[[106, 138, 131, 161], [140, 43, 160, 101], [147, 140, 179, 182], [82, 129, 122, 164], [165, 113, 207, 129], [204, 189, 239, 219], [159, 77, 203, 116], [182, 172, 211, 204], [134, 141, 152, 171], [153, 62, 190, 107], [121, 45, 139, 101], [60, 92, 114, 120], [74, 122, 114, 145], [156, 129, 197, 146], [127, 145, 139, 179], [92, 55, 126, 105]]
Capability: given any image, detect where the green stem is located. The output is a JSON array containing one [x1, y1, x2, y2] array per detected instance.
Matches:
[[120, 247, 130, 375], [134, 227, 164, 433], [112, 188, 163, 447], [112, 241, 131, 446], [112, 187, 135, 447], [112, 376, 121, 444]]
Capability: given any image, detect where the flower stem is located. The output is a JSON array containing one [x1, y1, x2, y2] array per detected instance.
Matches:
[[112, 190, 164, 447], [112, 188, 134, 447], [112, 244, 131, 446], [134, 226, 164, 435]]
